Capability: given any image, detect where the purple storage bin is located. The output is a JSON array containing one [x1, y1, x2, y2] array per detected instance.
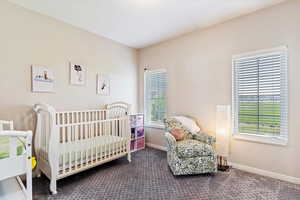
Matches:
[[136, 127, 144, 138]]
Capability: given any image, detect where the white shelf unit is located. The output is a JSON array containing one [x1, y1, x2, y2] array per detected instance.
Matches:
[[130, 114, 145, 152]]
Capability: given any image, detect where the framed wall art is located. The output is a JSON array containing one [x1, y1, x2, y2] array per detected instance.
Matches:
[[70, 62, 87, 86], [97, 74, 110, 96], [31, 66, 55, 93]]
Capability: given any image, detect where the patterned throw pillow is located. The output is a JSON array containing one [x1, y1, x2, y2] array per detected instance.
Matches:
[[170, 128, 185, 141], [164, 118, 193, 139]]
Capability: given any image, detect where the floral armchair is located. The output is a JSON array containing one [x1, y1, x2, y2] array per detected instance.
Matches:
[[164, 117, 217, 175]]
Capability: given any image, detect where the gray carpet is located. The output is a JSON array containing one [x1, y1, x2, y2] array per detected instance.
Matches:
[[33, 148, 300, 200]]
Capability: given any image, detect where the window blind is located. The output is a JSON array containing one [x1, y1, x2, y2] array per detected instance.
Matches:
[[144, 69, 167, 125], [232, 47, 288, 141]]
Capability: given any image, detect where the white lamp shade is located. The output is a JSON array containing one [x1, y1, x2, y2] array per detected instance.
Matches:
[[216, 105, 231, 157]]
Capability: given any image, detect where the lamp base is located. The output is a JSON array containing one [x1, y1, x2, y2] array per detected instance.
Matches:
[[218, 164, 230, 172], [217, 156, 230, 172]]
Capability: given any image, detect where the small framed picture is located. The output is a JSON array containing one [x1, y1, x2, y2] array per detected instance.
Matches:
[[31, 66, 55, 93], [70, 62, 87, 86], [97, 74, 110, 96]]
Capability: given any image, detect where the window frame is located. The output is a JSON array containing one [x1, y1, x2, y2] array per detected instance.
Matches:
[[144, 68, 167, 129], [232, 46, 288, 146]]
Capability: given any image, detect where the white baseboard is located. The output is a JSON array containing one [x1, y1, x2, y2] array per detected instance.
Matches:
[[145, 143, 300, 185], [229, 162, 300, 185], [146, 143, 167, 151]]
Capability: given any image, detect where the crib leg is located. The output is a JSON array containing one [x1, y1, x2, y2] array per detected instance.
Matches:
[[127, 152, 131, 163], [50, 179, 57, 195]]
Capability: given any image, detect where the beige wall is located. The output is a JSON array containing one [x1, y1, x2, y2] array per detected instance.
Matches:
[[0, 1, 138, 131], [139, 0, 300, 178]]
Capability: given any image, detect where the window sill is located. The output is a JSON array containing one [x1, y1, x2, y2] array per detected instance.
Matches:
[[233, 133, 288, 146], [145, 124, 165, 130]]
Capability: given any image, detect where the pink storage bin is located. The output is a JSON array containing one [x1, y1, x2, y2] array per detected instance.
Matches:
[[137, 138, 145, 150]]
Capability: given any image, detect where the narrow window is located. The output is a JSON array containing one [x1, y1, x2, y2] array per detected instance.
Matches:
[[144, 69, 167, 127]]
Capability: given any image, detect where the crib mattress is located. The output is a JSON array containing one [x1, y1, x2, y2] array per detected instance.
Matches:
[[0, 136, 25, 160], [58, 135, 127, 169]]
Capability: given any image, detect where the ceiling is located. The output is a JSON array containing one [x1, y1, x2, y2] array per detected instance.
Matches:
[[7, 0, 286, 49]]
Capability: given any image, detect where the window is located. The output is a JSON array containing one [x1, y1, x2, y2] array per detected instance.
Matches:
[[144, 69, 167, 127], [232, 46, 288, 145]]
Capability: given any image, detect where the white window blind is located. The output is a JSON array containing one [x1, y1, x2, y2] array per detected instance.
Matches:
[[144, 69, 167, 126], [232, 47, 288, 142]]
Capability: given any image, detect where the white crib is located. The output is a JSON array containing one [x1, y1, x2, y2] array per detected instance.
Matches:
[[33, 103, 131, 194], [0, 120, 32, 200]]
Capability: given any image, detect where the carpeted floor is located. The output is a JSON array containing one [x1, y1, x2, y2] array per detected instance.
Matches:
[[33, 148, 300, 200]]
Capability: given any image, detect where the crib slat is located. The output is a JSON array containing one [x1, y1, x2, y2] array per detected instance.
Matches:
[[93, 112, 96, 163], [119, 119, 123, 153], [62, 123, 65, 174], [99, 119, 102, 159], [107, 121, 110, 158], [103, 120, 106, 159], [123, 119, 126, 153], [94, 113, 98, 162], [125, 119, 128, 153], [126, 118, 130, 154], [75, 112, 79, 170], [67, 113, 71, 172], [118, 120, 121, 153], [91, 116, 94, 164], [118, 120, 120, 153], [112, 120, 115, 156], [114, 120, 117, 155], [68, 126, 71, 172], [74, 125, 77, 170], [85, 112, 88, 166], [109, 120, 112, 157], [109, 121, 115, 156], [95, 121, 98, 162], [122, 119, 125, 153], [90, 114, 92, 163], [80, 113, 83, 168], [116, 120, 119, 155], [105, 121, 108, 159]]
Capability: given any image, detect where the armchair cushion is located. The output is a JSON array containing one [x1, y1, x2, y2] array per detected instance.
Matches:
[[176, 139, 214, 158]]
